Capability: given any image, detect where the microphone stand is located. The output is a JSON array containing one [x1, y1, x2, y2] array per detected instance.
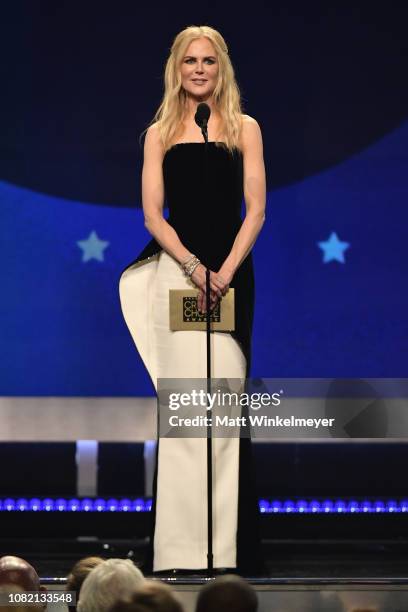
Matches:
[[206, 269, 213, 576], [202, 122, 214, 576]]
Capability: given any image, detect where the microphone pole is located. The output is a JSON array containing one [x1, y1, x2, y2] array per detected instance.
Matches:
[[205, 268, 213, 576], [194, 102, 213, 575], [202, 121, 208, 144]]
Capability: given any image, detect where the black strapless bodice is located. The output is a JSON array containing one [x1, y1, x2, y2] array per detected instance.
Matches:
[[163, 142, 244, 271], [120, 141, 255, 376]]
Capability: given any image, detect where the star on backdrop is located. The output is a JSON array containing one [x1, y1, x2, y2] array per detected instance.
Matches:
[[318, 232, 350, 264], [77, 230, 110, 262]]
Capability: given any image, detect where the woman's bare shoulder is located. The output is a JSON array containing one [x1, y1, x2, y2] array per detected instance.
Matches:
[[145, 122, 162, 144], [241, 114, 262, 132], [241, 113, 259, 125], [144, 122, 165, 158], [240, 114, 263, 150]]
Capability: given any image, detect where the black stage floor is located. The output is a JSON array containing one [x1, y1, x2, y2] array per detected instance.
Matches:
[[2, 538, 408, 580], [2, 539, 408, 611]]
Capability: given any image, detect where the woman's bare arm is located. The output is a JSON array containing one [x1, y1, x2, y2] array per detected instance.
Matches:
[[218, 115, 266, 282], [142, 123, 192, 265]]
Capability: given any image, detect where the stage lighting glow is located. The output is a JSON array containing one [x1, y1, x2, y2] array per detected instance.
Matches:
[[68, 499, 80, 512], [107, 499, 119, 511], [29, 498, 41, 511], [43, 498, 54, 511], [348, 500, 360, 513], [120, 499, 132, 512], [17, 498, 28, 511], [133, 498, 145, 512], [0, 497, 406, 513], [4, 499, 15, 511], [296, 500, 308, 513], [386, 500, 399, 513], [270, 500, 282, 513], [95, 499, 106, 512], [322, 500, 334, 513], [55, 498, 67, 511], [81, 498, 94, 512]]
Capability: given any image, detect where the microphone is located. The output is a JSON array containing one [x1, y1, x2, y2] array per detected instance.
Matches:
[[194, 102, 211, 142]]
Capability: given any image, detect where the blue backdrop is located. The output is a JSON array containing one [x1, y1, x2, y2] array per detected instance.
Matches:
[[1, 2, 407, 395]]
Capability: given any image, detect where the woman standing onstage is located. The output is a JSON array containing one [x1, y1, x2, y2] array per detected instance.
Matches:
[[119, 25, 266, 574]]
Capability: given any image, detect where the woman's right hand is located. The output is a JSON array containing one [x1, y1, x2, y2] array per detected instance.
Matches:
[[190, 264, 229, 312]]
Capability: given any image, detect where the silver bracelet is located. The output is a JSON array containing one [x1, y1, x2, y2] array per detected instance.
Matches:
[[182, 255, 201, 277], [181, 254, 195, 268]]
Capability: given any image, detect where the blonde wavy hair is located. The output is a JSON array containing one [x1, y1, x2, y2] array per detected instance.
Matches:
[[143, 25, 244, 154]]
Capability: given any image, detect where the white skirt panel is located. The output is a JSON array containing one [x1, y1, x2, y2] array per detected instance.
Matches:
[[119, 250, 246, 571]]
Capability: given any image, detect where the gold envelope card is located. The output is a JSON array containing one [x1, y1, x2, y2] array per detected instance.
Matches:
[[169, 288, 235, 331]]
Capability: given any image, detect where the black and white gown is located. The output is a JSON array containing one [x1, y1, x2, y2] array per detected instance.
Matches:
[[119, 141, 260, 572]]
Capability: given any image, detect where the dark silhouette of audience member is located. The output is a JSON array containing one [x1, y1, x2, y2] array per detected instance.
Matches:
[[66, 556, 104, 611], [0, 555, 46, 611], [195, 575, 258, 612], [77, 558, 145, 612], [109, 580, 183, 612]]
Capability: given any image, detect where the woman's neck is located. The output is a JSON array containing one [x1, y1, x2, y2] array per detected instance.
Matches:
[[183, 95, 220, 121]]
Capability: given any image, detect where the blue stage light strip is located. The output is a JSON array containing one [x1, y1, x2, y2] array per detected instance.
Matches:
[[258, 499, 407, 513], [0, 498, 152, 512], [0, 498, 407, 513]]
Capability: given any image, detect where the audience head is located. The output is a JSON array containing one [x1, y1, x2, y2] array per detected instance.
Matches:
[[109, 579, 183, 612], [66, 556, 104, 611], [195, 574, 258, 612], [0, 555, 46, 611], [77, 558, 144, 612]]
